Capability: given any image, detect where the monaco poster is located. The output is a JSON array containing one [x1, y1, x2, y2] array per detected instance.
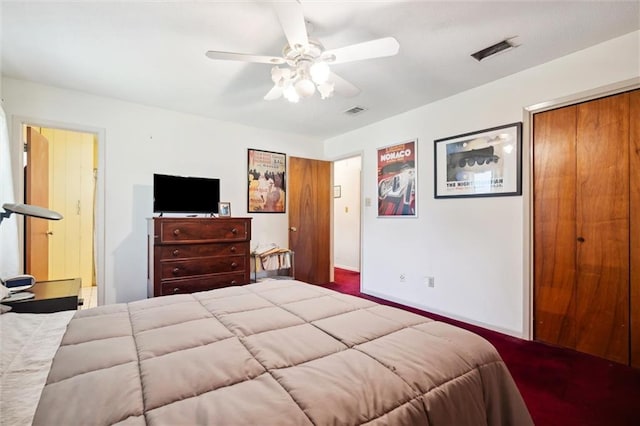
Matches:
[[377, 140, 417, 217]]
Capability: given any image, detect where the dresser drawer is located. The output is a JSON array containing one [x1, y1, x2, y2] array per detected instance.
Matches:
[[161, 273, 245, 295], [160, 256, 246, 279], [158, 242, 249, 260], [158, 219, 249, 243]]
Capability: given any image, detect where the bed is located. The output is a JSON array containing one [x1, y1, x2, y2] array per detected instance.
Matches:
[[0, 309, 75, 425], [3, 279, 532, 425]]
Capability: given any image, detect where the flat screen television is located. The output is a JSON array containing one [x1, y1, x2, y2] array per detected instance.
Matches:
[[153, 173, 220, 214]]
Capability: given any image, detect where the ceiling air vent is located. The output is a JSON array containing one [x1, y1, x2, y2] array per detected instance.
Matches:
[[471, 37, 518, 62], [344, 106, 367, 116]]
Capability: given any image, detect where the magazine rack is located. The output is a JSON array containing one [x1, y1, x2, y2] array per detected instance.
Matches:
[[251, 248, 294, 282]]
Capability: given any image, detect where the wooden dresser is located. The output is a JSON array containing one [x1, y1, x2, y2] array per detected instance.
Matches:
[[147, 217, 252, 297]]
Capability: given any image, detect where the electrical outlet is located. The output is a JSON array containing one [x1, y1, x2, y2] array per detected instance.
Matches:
[[399, 274, 406, 283], [428, 276, 435, 288]]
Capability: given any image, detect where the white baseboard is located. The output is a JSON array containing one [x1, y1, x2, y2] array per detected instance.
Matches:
[[362, 288, 527, 340], [334, 264, 360, 272]]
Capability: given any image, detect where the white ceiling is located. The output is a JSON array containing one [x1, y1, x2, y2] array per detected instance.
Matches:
[[2, 1, 639, 140]]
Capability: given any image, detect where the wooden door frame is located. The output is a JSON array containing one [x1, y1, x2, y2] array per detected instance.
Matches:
[[524, 77, 640, 342], [328, 152, 364, 279], [11, 116, 106, 306]]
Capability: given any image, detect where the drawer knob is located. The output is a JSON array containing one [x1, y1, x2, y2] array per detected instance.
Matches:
[[172, 287, 180, 294], [231, 228, 238, 234], [230, 246, 236, 253], [231, 262, 238, 268], [172, 267, 180, 275], [173, 228, 181, 236], [172, 249, 180, 256], [230, 280, 237, 285]]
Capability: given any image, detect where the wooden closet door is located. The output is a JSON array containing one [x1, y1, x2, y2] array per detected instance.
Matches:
[[575, 93, 629, 364], [534, 90, 635, 365], [533, 105, 578, 348]]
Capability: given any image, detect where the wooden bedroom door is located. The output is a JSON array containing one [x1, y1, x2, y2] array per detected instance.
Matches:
[[25, 127, 50, 281], [288, 156, 331, 284], [533, 90, 638, 365], [631, 90, 640, 368]]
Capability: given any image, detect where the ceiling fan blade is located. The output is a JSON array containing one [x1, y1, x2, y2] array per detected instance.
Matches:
[[205, 50, 285, 65], [323, 37, 400, 65], [273, 0, 309, 49], [331, 72, 360, 97], [264, 85, 283, 101]]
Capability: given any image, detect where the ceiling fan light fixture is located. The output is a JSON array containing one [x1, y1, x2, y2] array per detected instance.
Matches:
[[283, 84, 300, 103], [271, 66, 283, 83], [318, 81, 335, 99], [310, 61, 330, 84], [294, 78, 316, 98]]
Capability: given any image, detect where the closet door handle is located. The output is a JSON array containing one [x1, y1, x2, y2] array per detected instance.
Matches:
[[577, 236, 585, 243]]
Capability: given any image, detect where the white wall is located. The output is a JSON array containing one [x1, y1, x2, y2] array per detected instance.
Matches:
[[2, 78, 322, 304], [324, 30, 640, 338], [3, 30, 638, 337], [333, 156, 361, 271]]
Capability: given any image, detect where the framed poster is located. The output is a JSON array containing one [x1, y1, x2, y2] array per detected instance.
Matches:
[[248, 149, 286, 213], [377, 139, 417, 217], [434, 122, 522, 198]]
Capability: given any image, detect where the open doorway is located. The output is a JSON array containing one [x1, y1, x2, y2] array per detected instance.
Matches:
[[332, 155, 361, 285], [23, 125, 98, 308]]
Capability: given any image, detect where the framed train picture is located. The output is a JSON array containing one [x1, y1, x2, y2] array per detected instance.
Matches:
[[434, 122, 522, 198]]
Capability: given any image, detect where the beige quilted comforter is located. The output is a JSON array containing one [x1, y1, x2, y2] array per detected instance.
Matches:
[[34, 280, 532, 425]]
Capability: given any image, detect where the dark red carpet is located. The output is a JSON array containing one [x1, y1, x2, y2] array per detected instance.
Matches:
[[328, 268, 640, 426]]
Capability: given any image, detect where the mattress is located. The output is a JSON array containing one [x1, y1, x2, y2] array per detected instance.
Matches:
[[32, 279, 532, 425]]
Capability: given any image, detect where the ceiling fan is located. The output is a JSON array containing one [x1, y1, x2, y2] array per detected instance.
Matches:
[[205, 1, 400, 103]]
